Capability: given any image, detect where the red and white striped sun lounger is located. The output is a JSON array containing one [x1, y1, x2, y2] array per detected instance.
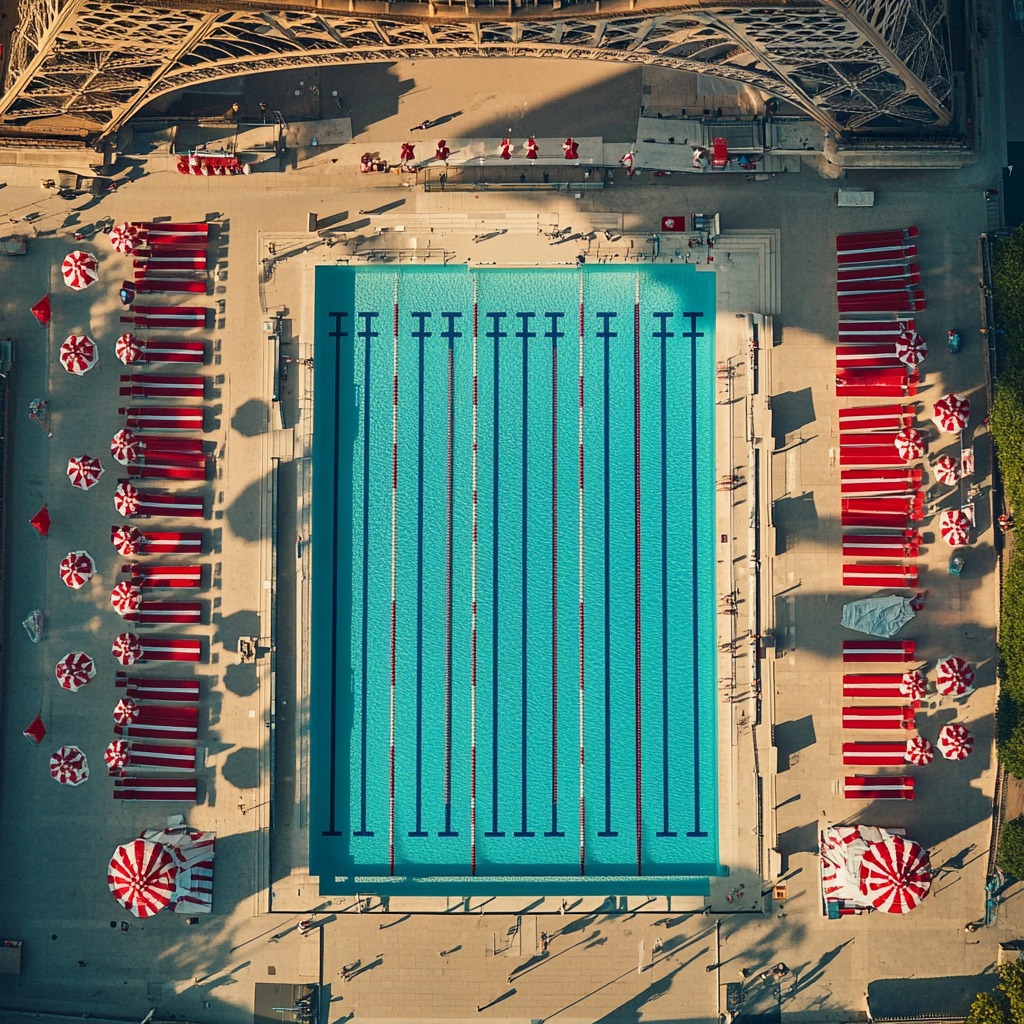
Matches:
[[129, 340, 205, 365], [135, 637, 202, 662], [836, 227, 919, 249], [843, 675, 906, 698], [842, 531, 921, 557], [837, 246, 919, 268], [109, 741, 196, 775], [843, 776, 915, 800], [842, 705, 918, 730], [842, 743, 909, 766], [125, 602, 202, 625], [113, 777, 197, 801], [840, 468, 922, 495], [838, 405, 916, 432], [837, 264, 921, 285], [843, 640, 917, 663], [120, 375, 205, 400], [838, 320, 915, 339], [837, 291, 926, 315], [123, 564, 202, 588], [130, 279, 208, 295], [134, 249, 208, 272], [114, 704, 199, 740], [836, 369, 918, 398], [117, 672, 200, 702], [129, 460, 206, 482], [839, 435, 905, 467], [127, 489, 205, 519], [841, 494, 924, 528], [120, 407, 204, 431], [121, 306, 207, 330], [842, 563, 919, 587], [133, 223, 210, 247], [112, 529, 202, 555], [836, 344, 903, 370], [837, 278, 922, 297]]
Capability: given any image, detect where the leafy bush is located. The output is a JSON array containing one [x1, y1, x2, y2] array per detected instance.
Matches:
[[966, 963, 1024, 1024], [966, 990, 1009, 1024], [999, 815, 1024, 878]]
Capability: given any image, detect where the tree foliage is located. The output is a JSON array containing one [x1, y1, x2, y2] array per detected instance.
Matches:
[[966, 990, 1010, 1024], [999, 815, 1024, 879]]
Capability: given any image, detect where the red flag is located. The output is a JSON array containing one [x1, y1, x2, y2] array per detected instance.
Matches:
[[23, 713, 46, 744], [29, 504, 50, 537], [30, 295, 51, 327]]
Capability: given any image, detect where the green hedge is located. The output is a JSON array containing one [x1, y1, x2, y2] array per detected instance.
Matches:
[[966, 961, 1024, 1024]]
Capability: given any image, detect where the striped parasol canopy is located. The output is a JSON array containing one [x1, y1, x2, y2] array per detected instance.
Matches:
[[61, 250, 99, 290], [900, 670, 928, 699], [104, 741, 130, 771], [935, 656, 975, 696], [110, 582, 142, 617], [939, 508, 972, 547], [933, 455, 959, 486], [55, 651, 96, 692], [112, 632, 142, 666], [895, 329, 928, 366], [110, 223, 142, 254], [59, 550, 95, 589], [108, 838, 178, 918], [859, 835, 931, 913], [933, 392, 970, 433], [116, 333, 143, 365], [49, 745, 90, 785], [67, 454, 104, 490], [60, 334, 99, 375], [113, 697, 140, 725], [904, 736, 934, 765], [111, 428, 142, 464], [111, 525, 145, 556], [894, 427, 925, 461], [114, 482, 140, 517], [938, 723, 974, 760]]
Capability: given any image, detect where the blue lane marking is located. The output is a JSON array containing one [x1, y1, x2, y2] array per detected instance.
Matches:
[[410, 319, 428, 837]]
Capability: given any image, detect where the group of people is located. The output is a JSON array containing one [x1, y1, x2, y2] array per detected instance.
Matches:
[[394, 134, 584, 169]]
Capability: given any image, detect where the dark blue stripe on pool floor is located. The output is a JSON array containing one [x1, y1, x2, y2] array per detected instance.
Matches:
[[410, 322, 428, 837], [517, 313, 535, 838], [599, 312, 617, 838], [355, 311, 373, 837]]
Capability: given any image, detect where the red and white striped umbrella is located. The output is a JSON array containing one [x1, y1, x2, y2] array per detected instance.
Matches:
[[60, 334, 99, 375], [933, 455, 959, 486], [59, 549, 95, 589], [50, 745, 90, 785], [111, 428, 142, 464], [904, 736, 934, 765], [112, 632, 143, 666], [933, 392, 970, 433], [900, 670, 928, 699], [110, 582, 142, 616], [114, 482, 140, 517], [55, 651, 96, 692], [113, 697, 140, 725], [108, 838, 178, 918], [61, 250, 99, 290], [110, 223, 142, 255], [111, 525, 145, 556], [116, 333, 143, 365], [859, 835, 931, 914], [935, 655, 975, 696], [104, 741, 130, 770], [894, 427, 925, 461], [937, 723, 974, 760], [895, 329, 928, 366], [67, 454, 104, 490], [939, 508, 972, 547]]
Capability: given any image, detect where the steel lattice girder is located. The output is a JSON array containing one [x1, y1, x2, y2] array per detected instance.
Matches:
[[0, 0, 953, 139]]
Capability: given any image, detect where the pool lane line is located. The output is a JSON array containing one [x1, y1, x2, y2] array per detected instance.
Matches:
[[411, 306, 427, 838], [634, 274, 642, 877], [471, 283, 479, 874], [441, 304, 457, 838], [389, 285, 398, 874], [578, 276, 586, 875], [547, 309, 564, 839]]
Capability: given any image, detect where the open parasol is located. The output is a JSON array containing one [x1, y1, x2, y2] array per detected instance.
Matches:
[[937, 723, 974, 760], [900, 670, 928, 699], [112, 632, 142, 666], [60, 334, 99, 375], [933, 455, 959, 486], [895, 329, 928, 366], [30, 504, 50, 537], [111, 525, 145, 556], [55, 651, 96, 692], [113, 697, 140, 725], [933, 393, 970, 433], [904, 736, 934, 765], [111, 428, 142, 464], [110, 582, 142, 617], [894, 427, 925, 461], [59, 550, 95, 589], [30, 295, 51, 327], [61, 250, 99, 290], [108, 838, 179, 918], [110, 223, 142, 254], [859, 835, 931, 914], [50, 745, 90, 785], [939, 508, 972, 547], [104, 741, 130, 772], [67, 455, 104, 490], [935, 655, 975, 696], [114, 482, 140, 517], [116, 333, 143, 365], [23, 714, 46, 743]]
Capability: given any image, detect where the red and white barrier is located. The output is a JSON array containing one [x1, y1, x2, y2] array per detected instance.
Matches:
[[843, 640, 917, 663]]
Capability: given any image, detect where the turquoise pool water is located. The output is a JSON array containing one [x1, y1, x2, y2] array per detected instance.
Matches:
[[311, 266, 720, 894]]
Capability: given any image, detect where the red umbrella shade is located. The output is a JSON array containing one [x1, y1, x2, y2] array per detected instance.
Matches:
[[111, 428, 142, 464], [30, 504, 50, 537], [933, 455, 959, 486], [60, 334, 99, 375], [30, 294, 51, 327], [110, 223, 141, 254], [116, 333, 142, 365], [112, 632, 142, 666], [895, 329, 928, 365], [108, 838, 178, 918], [111, 582, 142, 616], [50, 745, 89, 785], [904, 736, 934, 765], [900, 670, 928, 699], [933, 392, 970, 433], [104, 741, 130, 771], [113, 697, 140, 725], [939, 508, 972, 547], [894, 427, 925, 461], [938, 723, 974, 760], [59, 550, 95, 589], [61, 250, 99, 290], [935, 655, 975, 696], [111, 525, 145, 556], [859, 835, 931, 913], [67, 454, 104, 490], [55, 651, 96, 692], [114, 482, 140, 517]]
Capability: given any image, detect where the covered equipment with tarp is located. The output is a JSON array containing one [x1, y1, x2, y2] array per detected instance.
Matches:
[[841, 595, 915, 638]]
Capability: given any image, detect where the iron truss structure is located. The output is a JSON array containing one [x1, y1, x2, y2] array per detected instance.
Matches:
[[0, 0, 953, 144]]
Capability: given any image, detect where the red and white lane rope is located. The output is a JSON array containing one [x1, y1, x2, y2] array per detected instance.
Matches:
[[471, 280, 479, 874], [634, 272, 642, 877], [578, 274, 586, 876], [390, 279, 399, 875]]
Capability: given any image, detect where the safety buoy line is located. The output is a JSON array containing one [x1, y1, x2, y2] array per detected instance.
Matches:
[[390, 282, 398, 876], [471, 283, 479, 874], [578, 275, 586, 876], [634, 274, 642, 877], [444, 295, 455, 836]]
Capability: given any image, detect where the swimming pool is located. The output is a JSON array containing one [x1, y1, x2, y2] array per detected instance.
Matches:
[[310, 266, 720, 895]]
